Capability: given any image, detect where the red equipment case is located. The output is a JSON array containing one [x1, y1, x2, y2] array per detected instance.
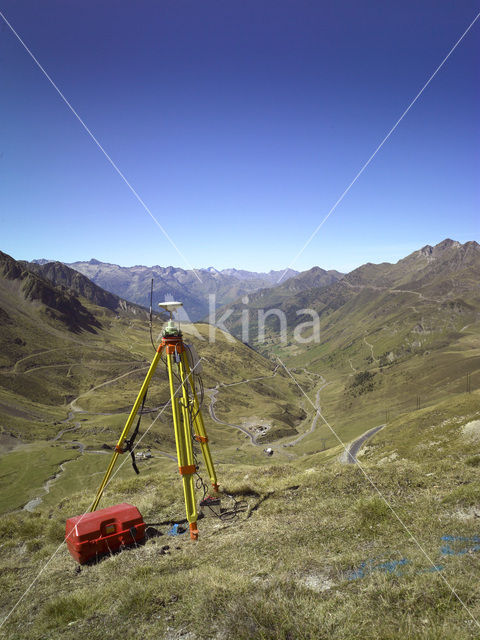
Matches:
[[65, 503, 146, 564]]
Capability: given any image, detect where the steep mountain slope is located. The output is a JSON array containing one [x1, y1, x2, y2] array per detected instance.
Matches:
[[0, 251, 101, 336], [288, 239, 480, 336], [0, 250, 151, 422], [212, 266, 344, 333], [24, 260, 151, 316], [61, 259, 298, 320], [259, 239, 480, 448], [224, 239, 479, 345]]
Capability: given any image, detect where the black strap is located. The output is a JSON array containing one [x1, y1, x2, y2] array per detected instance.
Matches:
[[129, 526, 138, 544], [125, 391, 148, 475]]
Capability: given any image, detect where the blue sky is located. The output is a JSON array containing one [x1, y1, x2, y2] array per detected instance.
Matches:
[[0, 1, 479, 273]]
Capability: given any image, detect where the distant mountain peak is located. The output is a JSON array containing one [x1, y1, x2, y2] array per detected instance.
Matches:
[[418, 239, 470, 260], [435, 238, 461, 251], [419, 245, 433, 256]]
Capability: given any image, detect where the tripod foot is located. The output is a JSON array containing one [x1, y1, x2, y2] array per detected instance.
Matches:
[[189, 522, 199, 540]]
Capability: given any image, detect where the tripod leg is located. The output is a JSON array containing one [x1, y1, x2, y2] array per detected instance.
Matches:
[[181, 351, 219, 492], [166, 351, 199, 539], [89, 344, 164, 512]]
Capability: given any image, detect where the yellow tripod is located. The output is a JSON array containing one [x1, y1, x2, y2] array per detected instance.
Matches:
[[89, 307, 219, 540]]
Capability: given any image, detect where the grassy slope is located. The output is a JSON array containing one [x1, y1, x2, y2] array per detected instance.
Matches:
[[1, 391, 480, 639], [256, 242, 480, 455], [274, 294, 480, 453]]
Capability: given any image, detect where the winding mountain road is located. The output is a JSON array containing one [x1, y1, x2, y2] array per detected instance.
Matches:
[[207, 368, 331, 452], [343, 281, 444, 305], [340, 424, 385, 464], [207, 387, 260, 445], [284, 379, 330, 447], [6, 348, 66, 374], [348, 358, 358, 374], [69, 365, 149, 412], [205, 368, 281, 445]]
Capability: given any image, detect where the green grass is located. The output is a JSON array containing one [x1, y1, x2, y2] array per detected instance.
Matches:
[[1, 346, 480, 639], [3, 408, 480, 639], [0, 443, 81, 512]]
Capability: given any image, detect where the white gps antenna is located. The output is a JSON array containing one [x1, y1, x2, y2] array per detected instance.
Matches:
[[158, 301, 183, 336]]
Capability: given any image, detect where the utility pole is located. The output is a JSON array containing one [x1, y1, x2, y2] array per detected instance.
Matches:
[[416, 396, 421, 410], [467, 373, 471, 394]]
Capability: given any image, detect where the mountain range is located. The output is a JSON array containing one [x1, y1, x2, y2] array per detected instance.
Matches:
[[5, 239, 479, 426], [222, 238, 480, 342], [31, 260, 305, 321]]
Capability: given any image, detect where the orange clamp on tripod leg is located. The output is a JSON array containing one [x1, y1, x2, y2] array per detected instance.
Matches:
[[181, 350, 219, 492], [165, 340, 199, 539]]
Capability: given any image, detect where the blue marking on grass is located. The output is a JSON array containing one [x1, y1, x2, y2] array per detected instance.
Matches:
[[441, 544, 469, 556], [441, 535, 480, 543], [167, 523, 186, 536], [417, 565, 444, 574], [347, 558, 408, 580], [347, 534, 480, 581]]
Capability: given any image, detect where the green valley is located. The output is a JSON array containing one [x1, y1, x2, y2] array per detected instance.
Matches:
[[1, 240, 480, 639]]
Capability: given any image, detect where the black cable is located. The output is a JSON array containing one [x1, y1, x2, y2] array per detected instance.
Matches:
[[124, 390, 148, 475], [149, 278, 156, 353], [163, 344, 244, 524], [184, 344, 204, 422], [187, 396, 246, 523], [217, 493, 248, 522], [150, 311, 243, 521], [197, 374, 205, 409]]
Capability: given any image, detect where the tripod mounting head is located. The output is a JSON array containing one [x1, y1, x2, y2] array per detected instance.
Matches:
[[159, 301, 183, 336]]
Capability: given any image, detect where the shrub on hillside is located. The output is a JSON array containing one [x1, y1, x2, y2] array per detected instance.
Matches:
[[347, 370, 376, 396]]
